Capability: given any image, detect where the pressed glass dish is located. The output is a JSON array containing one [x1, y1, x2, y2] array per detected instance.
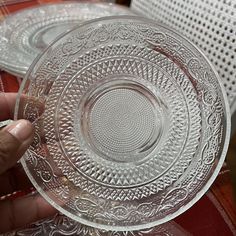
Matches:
[[15, 16, 230, 231]]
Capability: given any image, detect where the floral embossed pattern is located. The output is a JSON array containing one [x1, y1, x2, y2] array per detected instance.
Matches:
[[15, 16, 230, 231]]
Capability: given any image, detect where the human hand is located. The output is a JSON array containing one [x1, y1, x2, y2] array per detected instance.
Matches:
[[0, 93, 57, 233]]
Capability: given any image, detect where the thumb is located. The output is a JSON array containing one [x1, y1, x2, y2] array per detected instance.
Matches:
[[0, 120, 34, 174]]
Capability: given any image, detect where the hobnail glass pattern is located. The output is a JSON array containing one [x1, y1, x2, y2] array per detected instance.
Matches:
[[15, 16, 230, 231]]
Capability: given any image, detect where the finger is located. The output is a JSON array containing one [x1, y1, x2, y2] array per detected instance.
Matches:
[[0, 119, 34, 174], [0, 93, 18, 121], [0, 164, 32, 197], [16, 95, 45, 123], [0, 194, 57, 233], [0, 92, 45, 122]]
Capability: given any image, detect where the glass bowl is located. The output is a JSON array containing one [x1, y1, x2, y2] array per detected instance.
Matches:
[[15, 16, 230, 231]]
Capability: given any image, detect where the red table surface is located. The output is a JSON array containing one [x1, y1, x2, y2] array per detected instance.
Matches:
[[0, 1, 236, 235]]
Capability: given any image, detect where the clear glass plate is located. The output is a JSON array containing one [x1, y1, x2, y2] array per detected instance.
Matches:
[[0, 2, 133, 77], [15, 16, 230, 231]]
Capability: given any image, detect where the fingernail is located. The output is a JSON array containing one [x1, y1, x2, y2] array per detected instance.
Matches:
[[3, 120, 33, 141]]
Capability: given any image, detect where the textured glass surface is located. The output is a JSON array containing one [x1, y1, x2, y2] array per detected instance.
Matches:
[[0, 2, 133, 77], [15, 16, 230, 231]]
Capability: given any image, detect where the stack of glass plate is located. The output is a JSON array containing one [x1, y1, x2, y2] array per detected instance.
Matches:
[[0, 2, 133, 77]]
